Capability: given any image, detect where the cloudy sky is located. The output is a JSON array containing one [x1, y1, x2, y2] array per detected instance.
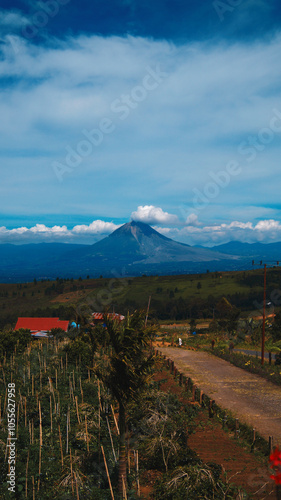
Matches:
[[1, 0, 281, 246]]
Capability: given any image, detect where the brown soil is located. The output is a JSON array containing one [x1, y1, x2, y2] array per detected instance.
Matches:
[[147, 366, 276, 499]]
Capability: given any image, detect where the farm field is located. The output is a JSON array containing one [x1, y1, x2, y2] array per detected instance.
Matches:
[[1, 331, 278, 499], [1, 330, 266, 499]]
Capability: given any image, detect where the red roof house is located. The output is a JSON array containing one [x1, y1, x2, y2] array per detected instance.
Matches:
[[14, 317, 69, 333]]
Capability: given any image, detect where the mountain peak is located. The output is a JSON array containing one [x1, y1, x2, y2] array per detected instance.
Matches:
[[110, 220, 170, 241]]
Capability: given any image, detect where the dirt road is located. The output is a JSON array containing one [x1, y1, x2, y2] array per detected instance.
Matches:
[[158, 347, 281, 446]]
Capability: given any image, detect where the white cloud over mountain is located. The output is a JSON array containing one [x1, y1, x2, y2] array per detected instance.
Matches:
[[131, 205, 179, 225]]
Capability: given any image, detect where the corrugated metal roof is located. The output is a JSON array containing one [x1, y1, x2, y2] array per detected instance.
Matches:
[[15, 317, 69, 332], [92, 312, 125, 321]]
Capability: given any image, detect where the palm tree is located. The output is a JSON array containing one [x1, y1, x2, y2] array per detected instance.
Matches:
[[94, 311, 155, 497]]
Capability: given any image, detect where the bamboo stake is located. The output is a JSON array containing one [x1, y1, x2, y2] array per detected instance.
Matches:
[[66, 409, 69, 454], [74, 471, 80, 500], [122, 475, 127, 500], [106, 416, 117, 463], [98, 380, 102, 411], [136, 450, 140, 497], [32, 419, 34, 445], [39, 401, 43, 446], [2, 367, 6, 386], [111, 405, 120, 435], [32, 476, 35, 500], [85, 415, 89, 452], [70, 448, 74, 494], [24, 397, 27, 428], [48, 397, 52, 435], [40, 371, 42, 392], [25, 450, 29, 498], [69, 377, 72, 400], [32, 375, 34, 396], [75, 396, 81, 424], [55, 369, 58, 390], [58, 425, 63, 468], [79, 377, 83, 404], [38, 445, 41, 492], [101, 445, 115, 500], [72, 370, 75, 391]]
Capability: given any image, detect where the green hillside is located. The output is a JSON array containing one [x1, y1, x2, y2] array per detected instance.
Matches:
[[0, 266, 280, 328]]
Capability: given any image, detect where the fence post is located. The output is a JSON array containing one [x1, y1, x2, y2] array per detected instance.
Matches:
[[251, 428, 256, 452], [192, 385, 196, 402], [209, 400, 214, 418], [269, 435, 274, 455], [235, 418, 239, 439]]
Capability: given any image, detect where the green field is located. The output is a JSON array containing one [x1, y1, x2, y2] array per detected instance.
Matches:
[[0, 267, 280, 328]]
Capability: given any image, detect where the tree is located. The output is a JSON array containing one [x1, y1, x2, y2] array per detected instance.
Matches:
[[93, 311, 155, 496], [271, 312, 281, 341]]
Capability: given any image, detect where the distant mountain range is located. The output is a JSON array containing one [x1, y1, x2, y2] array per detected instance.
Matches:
[[0, 221, 280, 282]]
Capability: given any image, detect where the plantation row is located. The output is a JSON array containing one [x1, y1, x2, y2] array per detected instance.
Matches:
[[0, 316, 255, 499]]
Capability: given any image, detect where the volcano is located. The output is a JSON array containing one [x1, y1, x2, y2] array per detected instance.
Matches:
[[63, 220, 239, 274]]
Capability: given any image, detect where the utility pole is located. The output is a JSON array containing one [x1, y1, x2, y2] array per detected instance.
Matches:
[[261, 264, 266, 365], [252, 260, 279, 365]]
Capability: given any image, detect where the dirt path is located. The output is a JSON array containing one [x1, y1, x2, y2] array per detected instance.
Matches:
[[158, 347, 281, 446]]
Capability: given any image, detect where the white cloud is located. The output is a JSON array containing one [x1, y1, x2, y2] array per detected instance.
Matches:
[[131, 205, 179, 225], [0, 10, 29, 29], [1, 216, 281, 247], [0, 33, 281, 232], [72, 220, 120, 234], [186, 213, 200, 226], [156, 219, 281, 246], [0, 220, 119, 244]]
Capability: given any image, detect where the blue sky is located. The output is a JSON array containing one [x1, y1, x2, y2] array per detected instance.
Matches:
[[1, 0, 281, 246]]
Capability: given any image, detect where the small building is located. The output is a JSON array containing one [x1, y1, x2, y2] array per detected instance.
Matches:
[[91, 312, 125, 325], [14, 317, 70, 337]]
